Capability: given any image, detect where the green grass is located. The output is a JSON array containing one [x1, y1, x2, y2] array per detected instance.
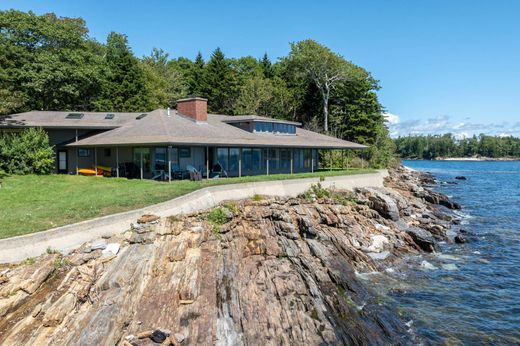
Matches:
[[0, 168, 374, 239]]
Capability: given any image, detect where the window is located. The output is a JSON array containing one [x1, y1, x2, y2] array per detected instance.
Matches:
[[229, 148, 239, 174], [254, 121, 295, 134], [280, 149, 291, 170], [217, 148, 229, 171], [78, 148, 90, 157], [154, 148, 166, 170], [104, 148, 111, 157], [133, 148, 151, 173], [65, 113, 84, 119], [252, 148, 261, 171], [179, 147, 191, 158]]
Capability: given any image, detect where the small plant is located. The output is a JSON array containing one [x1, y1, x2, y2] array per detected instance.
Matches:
[[301, 183, 330, 201], [331, 191, 358, 206], [53, 256, 69, 269], [167, 215, 181, 223], [23, 257, 35, 265], [46, 247, 60, 255], [207, 207, 228, 225], [222, 201, 239, 214], [319, 176, 325, 182], [252, 194, 263, 202]]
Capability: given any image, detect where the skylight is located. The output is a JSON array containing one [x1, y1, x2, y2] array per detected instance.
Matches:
[[65, 113, 84, 119], [136, 113, 147, 120], [105, 113, 115, 120]]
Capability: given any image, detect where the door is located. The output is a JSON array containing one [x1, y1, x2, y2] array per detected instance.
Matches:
[[57, 150, 68, 174]]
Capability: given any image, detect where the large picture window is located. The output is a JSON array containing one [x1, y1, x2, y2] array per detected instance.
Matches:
[[78, 148, 90, 157]]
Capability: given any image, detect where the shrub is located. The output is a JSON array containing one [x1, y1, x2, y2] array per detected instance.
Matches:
[[0, 128, 54, 174]]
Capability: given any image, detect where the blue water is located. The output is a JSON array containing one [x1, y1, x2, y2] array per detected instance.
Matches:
[[388, 161, 520, 345]]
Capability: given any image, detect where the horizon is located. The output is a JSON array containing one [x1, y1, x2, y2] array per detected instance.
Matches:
[[2, 0, 519, 138]]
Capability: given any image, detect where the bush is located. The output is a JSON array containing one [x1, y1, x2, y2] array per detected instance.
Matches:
[[0, 128, 54, 175]]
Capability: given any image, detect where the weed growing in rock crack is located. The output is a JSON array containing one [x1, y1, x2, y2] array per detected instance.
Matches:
[[167, 215, 181, 223], [46, 247, 60, 255], [331, 191, 359, 206], [252, 194, 263, 201], [301, 183, 330, 201], [222, 202, 239, 214], [23, 257, 35, 265], [206, 207, 228, 240], [53, 256, 70, 269]]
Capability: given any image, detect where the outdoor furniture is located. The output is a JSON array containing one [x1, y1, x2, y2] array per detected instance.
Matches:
[[210, 162, 228, 178], [118, 162, 140, 179], [164, 163, 187, 180], [152, 169, 165, 181], [187, 165, 202, 181]]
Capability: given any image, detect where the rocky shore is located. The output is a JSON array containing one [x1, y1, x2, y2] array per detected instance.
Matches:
[[0, 166, 463, 345]]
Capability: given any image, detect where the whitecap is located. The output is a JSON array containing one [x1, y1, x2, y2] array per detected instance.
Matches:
[[420, 260, 438, 270], [442, 263, 458, 271]]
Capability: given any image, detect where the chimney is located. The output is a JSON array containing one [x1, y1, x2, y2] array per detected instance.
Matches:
[[176, 97, 208, 122]]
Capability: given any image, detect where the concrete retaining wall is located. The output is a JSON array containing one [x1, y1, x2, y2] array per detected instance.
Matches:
[[0, 170, 388, 263]]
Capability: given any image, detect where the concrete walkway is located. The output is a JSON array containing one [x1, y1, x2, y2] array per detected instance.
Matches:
[[0, 170, 388, 263]]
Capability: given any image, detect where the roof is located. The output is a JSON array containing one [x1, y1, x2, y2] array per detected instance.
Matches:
[[1, 109, 366, 150], [0, 111, 139, 129]]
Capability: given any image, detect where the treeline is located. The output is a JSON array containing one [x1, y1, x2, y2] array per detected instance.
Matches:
[[394, 134, 520, 159], [0, 10, 396, 167]]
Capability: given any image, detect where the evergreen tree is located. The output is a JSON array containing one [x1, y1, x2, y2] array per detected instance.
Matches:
[[93, 32, 150, 112], [260, 53, 273, 78], [202, 48, 238, 114]]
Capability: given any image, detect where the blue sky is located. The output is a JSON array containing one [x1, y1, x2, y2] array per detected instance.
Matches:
[[2, 0, 520, 137]]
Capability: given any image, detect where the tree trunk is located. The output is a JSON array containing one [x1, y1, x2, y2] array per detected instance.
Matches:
[[323, 87, 329, 133]]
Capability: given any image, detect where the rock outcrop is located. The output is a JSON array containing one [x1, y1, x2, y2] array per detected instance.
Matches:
[[0, 167, 461, 345]]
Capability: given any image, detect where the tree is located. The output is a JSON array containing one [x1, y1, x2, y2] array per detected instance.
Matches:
[[142, 48, 187, 108], [202, 48, 238, 114], [260, 53, 273, 78], [286, 39, 353, 132], [0, 10, 104, 113], [0, 128, 54, 174], [93, 32, 150, 112]]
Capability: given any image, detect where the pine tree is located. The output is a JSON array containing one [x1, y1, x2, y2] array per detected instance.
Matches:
[[260, 53, 273, 78], [94, 32, 150, 112], [202, 48, 238, 114]]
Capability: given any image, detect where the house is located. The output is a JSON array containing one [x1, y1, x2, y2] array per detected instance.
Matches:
[[0, 98, 365, 179]]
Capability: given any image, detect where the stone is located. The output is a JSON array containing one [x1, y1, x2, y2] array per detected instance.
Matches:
[[150, 329, 167, 343], [406, 227, 439, 252], [360, 188, 400, 221], [365, 235, 389, 253], [137, 330, 154, 339], [455, 176, 467, 180], [454, 234, 467, 243], [173, 332, 186, 343], [90, 239, 107, 251], [101, 243, 120, 256], [137, 214, 160, 224]]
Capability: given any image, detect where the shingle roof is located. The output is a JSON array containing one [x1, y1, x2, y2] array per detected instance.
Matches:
[[65, 109, 366, 149], [0, 111, 139, 129], [1, 108, 366, 149]]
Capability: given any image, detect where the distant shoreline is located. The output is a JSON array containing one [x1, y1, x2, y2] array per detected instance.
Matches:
[[403, 157, 520, 161]]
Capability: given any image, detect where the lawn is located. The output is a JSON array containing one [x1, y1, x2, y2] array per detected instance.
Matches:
[[0, 168, 374, 239]]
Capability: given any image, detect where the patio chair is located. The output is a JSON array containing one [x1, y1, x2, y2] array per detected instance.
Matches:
[[210, 162, 228, 178], [152, 169, 165, 181], [186, 165, 202, 181], [165, 163, 185, 180]]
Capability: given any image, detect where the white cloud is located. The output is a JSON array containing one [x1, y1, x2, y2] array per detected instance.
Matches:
[[383, 112, 400, 125], [386, 113, 520, 138]]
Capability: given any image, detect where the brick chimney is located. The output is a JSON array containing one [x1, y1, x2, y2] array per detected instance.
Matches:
[[176, 97, 208, 122]]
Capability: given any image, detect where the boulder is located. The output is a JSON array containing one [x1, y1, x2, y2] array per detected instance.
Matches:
[[137, 214, 160, 224], [406, 227, 438, 252], [454, 234, 467, 244], [359, 188, 400, 221]]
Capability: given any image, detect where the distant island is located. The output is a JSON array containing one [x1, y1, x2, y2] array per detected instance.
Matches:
[[394, 134, 520, 160]]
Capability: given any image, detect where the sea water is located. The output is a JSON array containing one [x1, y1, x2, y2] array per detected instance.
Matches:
[[379, 161, 520, 344]]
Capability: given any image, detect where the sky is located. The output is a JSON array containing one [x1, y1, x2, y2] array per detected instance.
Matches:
[[2, 0, 519, 137]]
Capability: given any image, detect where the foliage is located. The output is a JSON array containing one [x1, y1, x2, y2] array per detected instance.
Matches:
[[394, 134, 520, 159], [301, 183, 330, 200], [1, 10, 395, 167], [0, 128, 54, 174]]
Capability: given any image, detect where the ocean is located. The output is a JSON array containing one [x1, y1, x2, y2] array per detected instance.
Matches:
[[371, 160, 520, 345]]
